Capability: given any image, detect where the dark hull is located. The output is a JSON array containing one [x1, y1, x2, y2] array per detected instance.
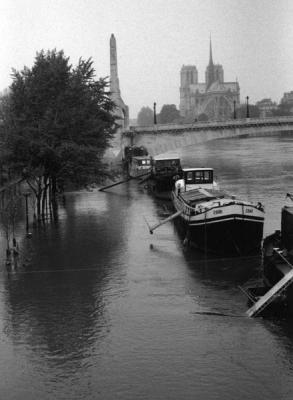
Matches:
[[176, 217, 263, 256], [147, 178, 174, 200]]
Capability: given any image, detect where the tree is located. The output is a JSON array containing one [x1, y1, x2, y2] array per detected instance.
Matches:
[[157, 104, 180, 124], [137, 106, 153, 126], [235, 104, 260, 118], [3, 49, 117, 219], [197, 113, 209, 122], [272, 102, 293, 117], [0, 92, 13, 186]]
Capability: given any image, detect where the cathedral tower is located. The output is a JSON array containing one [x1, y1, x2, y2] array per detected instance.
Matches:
[[179, 37, 240, 122]]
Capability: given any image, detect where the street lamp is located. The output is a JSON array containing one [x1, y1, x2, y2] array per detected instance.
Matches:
[[246, 96, 250, 118], [23, 191, 31, 237], [153, 102, 157, 125], [233, 100, 237, 119]]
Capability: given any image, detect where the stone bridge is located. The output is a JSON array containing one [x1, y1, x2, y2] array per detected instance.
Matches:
[[121, 116, 293, 156]]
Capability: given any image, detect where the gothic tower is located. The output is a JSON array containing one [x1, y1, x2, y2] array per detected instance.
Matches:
[[179, 37, 240, 122]]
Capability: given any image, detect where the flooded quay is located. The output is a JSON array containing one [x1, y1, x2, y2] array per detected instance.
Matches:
[[1, 135, 293, 399]]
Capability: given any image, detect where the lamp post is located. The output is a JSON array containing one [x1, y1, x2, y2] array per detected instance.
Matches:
[[153, 102, 157, 125], [233, 100, 237, 119], [23, 191, 31, 236], [246, 96, 250, 118]]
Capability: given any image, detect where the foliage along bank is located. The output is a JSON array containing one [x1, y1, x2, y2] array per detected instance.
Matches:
[[0, 49, 118, 220]]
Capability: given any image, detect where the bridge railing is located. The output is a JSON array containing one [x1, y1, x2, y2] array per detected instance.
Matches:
[[123, 116, 293, 136]]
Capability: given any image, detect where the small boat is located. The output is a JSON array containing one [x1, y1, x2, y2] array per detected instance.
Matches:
[[123, 146, 151, 178], [245, 198, 293, 317], [171, 167, 265, 256], [128, 155, 152, 178], [148, 155, 182, 199]]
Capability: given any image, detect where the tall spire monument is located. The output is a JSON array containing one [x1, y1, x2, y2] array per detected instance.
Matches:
[[105, 34, 129, 159], [109, 34, 129, 130], [110, 34, 120, 97]]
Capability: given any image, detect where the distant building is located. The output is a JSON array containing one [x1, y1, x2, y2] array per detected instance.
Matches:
[[281, 91, 293, 109], [255, 98, 277, 117], [179, 39, 240, 122], [129, 118, 137, 126]]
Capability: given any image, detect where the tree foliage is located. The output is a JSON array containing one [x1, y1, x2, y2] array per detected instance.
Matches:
[[6, 50, 116, 185], [235, 104, 260, 119], [197, 113, 209, 122], [2, 49, 117, 218], [157, 104, 180, 124], [271, 102, 293, 117], [137, 106, 154, 126]]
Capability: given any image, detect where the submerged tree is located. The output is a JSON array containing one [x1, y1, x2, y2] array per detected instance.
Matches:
[[4, 49, 117, 219]]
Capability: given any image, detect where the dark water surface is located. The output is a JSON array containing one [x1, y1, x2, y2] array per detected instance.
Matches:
[[1, 136, 293, 399]]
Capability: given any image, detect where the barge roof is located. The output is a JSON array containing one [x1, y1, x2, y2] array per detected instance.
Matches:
[[179, 188, 228, 206]]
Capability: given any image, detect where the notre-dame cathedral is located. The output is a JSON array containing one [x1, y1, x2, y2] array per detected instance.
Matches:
[[179, 39, 240, 122]]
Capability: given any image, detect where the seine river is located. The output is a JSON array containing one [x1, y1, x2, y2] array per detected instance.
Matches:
[[1, 135, 293, 399]]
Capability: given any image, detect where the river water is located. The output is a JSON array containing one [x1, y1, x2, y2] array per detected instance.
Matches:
[[1, 135, 293, 399]]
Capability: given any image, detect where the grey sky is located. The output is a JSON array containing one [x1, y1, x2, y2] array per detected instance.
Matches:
[[1, 0, 293, 118]]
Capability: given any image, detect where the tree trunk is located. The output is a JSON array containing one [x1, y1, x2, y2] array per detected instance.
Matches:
[[41, 176, 49, 219], [50, 176, 58, 222]]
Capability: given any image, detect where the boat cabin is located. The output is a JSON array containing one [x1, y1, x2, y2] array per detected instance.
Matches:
[[175, 167, 217, 193], [152, 155, 182, 179], [183, 168, 214, 185], [129, 156, 152, 177], [124, 146, 148, 162]]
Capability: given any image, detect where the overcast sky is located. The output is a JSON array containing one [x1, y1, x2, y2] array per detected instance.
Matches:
[[1, 0, 293, 118]]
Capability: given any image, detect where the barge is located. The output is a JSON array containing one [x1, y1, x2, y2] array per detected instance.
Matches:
[[245, 200, 293, 317], [148, 155, 182, 199], [171, 167, 265, 256]]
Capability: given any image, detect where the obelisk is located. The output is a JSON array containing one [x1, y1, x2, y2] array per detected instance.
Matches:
[[110, 33, 120, 97]]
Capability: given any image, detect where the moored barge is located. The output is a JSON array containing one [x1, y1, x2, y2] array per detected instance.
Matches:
[[171, 167, 265, 256], [148, 154, 182, 199], [245, 201, 293, 317]]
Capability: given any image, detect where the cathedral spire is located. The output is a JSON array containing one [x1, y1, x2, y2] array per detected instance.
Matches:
[[209, 34, 213, 66], [206, 35, 215, 89]]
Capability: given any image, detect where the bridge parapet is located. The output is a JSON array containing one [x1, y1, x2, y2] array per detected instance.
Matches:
[[121, 116, 293, 157], [123, 116, 293, 136]]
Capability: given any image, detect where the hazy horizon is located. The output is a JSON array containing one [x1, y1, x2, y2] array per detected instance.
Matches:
[[1, 0, 293, 118]]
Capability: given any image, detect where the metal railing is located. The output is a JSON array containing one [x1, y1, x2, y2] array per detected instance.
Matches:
[[123, 116, 293, 136]]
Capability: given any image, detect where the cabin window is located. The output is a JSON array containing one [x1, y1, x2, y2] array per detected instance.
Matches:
[[195, 171, 202, 182], [203, 170, 212, 181], [186, 171, 193, 182], [184, 170, 213, 184]]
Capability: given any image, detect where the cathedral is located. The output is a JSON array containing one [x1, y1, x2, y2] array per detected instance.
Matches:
[[179, 40, 240, 122]]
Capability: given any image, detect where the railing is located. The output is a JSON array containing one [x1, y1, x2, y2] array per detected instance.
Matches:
[[123, 116, 293, 136]]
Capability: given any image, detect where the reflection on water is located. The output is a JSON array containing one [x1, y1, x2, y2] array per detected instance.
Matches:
[[1, 136, 293, 399]]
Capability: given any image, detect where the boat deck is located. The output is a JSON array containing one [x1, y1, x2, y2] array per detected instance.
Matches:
[[179, 188, 228, 206]]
